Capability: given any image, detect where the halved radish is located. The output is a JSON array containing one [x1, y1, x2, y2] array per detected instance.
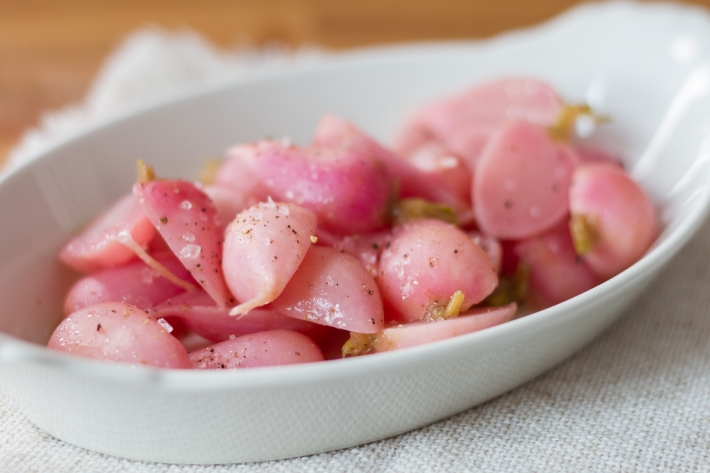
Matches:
[[59, 193, 155, 273], [152, 290, 337, 343], [202, 184, 252, 230], [395, 78, 562, 167], [313, 114, 470, 215], [406, 141, 472, 209], [473, 121, 580, 239], [270, 246, 385, 333], [327, 230, 392, 277], [212, 147, 270, 199], [343, 303, 516, 356], [515, 223, 599, 309], [223, 201, 317, 315], [189, 330, 324, 369], [48, 302, 191, 369], [134, 178, 233, 308], [64, 251, 194, 315]]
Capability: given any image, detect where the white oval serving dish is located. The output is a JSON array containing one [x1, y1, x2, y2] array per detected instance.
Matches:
[[1, 1, 710, 464]]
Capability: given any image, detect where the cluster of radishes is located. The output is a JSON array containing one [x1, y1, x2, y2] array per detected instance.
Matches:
[[47, 78, 657, 370]]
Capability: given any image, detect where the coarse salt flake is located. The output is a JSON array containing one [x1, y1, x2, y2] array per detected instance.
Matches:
[[157, 318, 174, 333], [180, 244, 202, 259]]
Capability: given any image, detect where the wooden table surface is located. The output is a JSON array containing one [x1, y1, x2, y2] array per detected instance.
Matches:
[[2, 0, 709, 167]]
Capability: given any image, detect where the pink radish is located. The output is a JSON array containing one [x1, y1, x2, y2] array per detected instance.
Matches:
[[377, 219, 498, 322], [343, 303, 516, 356], [189, 330, 324, 369], [469, 232, 502, 274], [64, 251, 194, 315], [269, 245, 385, 333], [313, 114, 470, 216], [133, 177, 233, 308], [569, 164, 657, 279], [328, 230, 392, 277], [473, 121, 580, 239], [395, 78, 562, 167], [59, 193, 155, 273], [222, 140, 394, 235], [406, 141, 472, 209], [47, 302, 191, 369], [152, 290, 337, 343], [212, 148, 270, 201], [202, 184, 252, 229], [223, 201, 317, 315], [515, 223, 600, 309]]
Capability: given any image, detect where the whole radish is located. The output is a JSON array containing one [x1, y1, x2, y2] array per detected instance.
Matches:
[[377, 219, 498, 322], [220, 140, 394, 235], [569, 164, 656, 279]]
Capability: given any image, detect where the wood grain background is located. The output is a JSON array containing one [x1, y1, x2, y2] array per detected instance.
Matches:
[[2, 0, 709, 166]]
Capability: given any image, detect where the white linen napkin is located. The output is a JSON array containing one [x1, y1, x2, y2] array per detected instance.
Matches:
[[5, 28, 325, 173], [2, 28, 710, 473]]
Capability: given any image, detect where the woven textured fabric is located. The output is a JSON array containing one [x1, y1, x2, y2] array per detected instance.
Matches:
[[2, 28, 710, 472]]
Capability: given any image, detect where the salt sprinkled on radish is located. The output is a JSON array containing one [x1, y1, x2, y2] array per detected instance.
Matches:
[[179, 244, 201, 259], [157, 318, 174, 333]]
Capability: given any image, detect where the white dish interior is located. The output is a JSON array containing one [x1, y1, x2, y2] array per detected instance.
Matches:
[[1, 1, 710, 464]]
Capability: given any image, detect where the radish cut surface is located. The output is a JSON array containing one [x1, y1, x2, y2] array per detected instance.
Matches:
[[474, 121, 580, 239], [224, 201, 317, 315], [134, 179, 233, 308], [270, 246, 385, 333]]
